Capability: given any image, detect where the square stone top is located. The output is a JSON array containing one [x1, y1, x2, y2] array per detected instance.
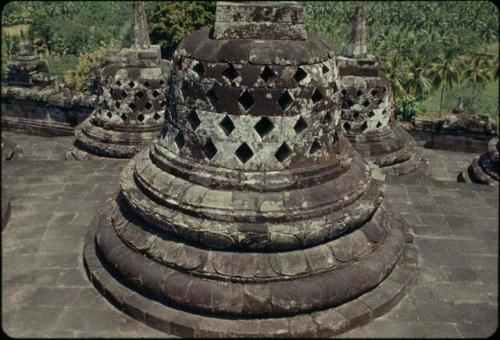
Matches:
[[214, 1, 307, 40]]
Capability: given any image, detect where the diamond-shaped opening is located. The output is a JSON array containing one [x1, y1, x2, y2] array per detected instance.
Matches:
[[193, 62, 205, 76], [121, 113, 127, 121], [144, 81, 150, 88], [187, 109, 201, 130], [323, 111, 332, 124], [116, 80, 122, 87], [159, 80, 165, 86], [152, 90, 161, 98], [238, 89, 255, 111], [278, 90, 294, 111], [174, 131, 185, 149], [202, 138, 218, 160], [219, 115, 235, 136], [254, 117, 274, 138], [260, 66, 275, 82], [129, 81, 135, 88], [222, 64, 239, 82], [206, 87, 219, 107], [309, 139, 321, 154], [145, 102, 152, 110], [115, 102, 121, 109], [235, 142, 254, 164], [341, 89, 347, 96], [368, 111, 375, 117], [136, 91, 144, 99], [343, 122, 351, 131], [311, 88, 323, 103], [346, 98, 354, 107], [137, 114, 145, 122], [332, 81, 339, 93], [121, 90, 128, 98], [357, 90, 363, 96], [128, 102, 136, 110], [353, 111, 359, 119], [293, 67, 307, 82], [371, 89, 378, 96], [294, 116, 308, 134], [322, 64, 330, 74], [360, 121, 368, 131], [275, 142, 292, 163], [176, 58, 183, 69], [363, 99, 370, 107], [154, 112, 162, 120], [376, 121, 382, 128], [106, 111, 112, 118]]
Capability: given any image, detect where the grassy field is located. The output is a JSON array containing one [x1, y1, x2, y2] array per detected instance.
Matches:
[[422, 80, 499, 122]]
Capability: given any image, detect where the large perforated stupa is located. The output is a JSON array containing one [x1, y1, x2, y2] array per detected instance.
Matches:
[[83, 2, 418, 337]]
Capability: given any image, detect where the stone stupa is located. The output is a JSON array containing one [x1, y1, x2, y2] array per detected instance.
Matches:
[[66, 1, 170, 160], [6, 31, 57, 87], [338, 4, 423, 176], [459, 137, 499, 186], [83, 2, 418, 337]]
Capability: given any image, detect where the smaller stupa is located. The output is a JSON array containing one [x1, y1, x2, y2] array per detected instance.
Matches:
[[66, 1, 169, 160], [459, 137, 499, 186], [6, 31, 57, 87], [337, 4, 423, 176]]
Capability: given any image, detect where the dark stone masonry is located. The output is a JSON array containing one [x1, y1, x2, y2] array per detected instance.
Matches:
[[459, 137, 499, 186], [1, 33, 94, 136], [82, 1, 418, 337], [66, 2, 170, 160], [338, 5, 423, 176]]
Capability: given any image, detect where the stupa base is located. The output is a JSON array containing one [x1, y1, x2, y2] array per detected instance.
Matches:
[[370, 150, 423, 177], [83, 201, 418, 338], [458, 157, 498, 186]]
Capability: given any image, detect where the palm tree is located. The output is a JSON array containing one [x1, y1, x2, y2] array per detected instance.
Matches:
[[430, 48, 460, 115], [380, 51, 408, 97], [462, 54, 492, 111], [405, 52, 432, 98]]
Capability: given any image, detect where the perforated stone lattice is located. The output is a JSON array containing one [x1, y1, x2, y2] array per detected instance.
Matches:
[[160, 52, 341, 170], [340, 76, 393, 135], [92, 72, 166, 126]]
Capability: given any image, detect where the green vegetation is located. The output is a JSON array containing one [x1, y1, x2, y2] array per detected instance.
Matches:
[[1, 1, 498, 118], [305, 1, 499, 120], [146, 1, 216, 59]]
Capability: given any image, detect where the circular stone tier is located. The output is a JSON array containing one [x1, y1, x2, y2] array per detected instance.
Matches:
[[338, 60, 422, 176], [459, 138, 499, 186], [84, 3, 417, 337]]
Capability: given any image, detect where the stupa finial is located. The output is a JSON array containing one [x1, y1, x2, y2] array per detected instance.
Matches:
[[345, 3, 368, 58], [131, 1, 150, 49]]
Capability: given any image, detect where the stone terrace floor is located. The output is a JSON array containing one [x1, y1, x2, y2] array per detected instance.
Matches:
[[1, 132, 498, 338]]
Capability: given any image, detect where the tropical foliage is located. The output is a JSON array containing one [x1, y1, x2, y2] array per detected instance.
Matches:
[[305, 1, 498, 119], [1, 1, 498, 119]]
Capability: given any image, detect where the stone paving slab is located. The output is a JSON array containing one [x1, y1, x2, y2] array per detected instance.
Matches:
[[1, 135, 498, 338]]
